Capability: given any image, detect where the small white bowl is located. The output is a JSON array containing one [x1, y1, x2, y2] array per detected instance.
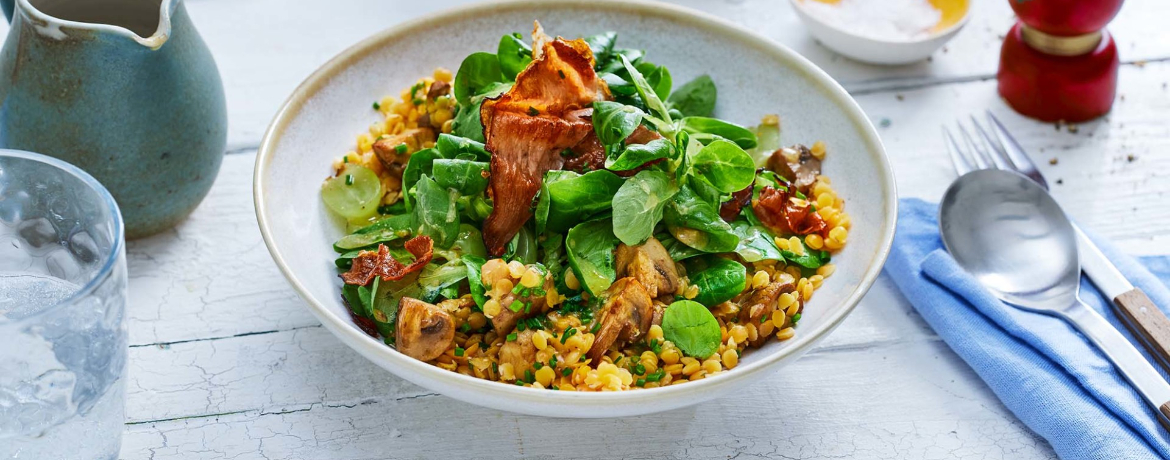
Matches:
[[789, 0, 971, 65]]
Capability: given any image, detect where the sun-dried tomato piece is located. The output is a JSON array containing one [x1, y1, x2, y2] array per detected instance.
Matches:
[[719, 184, 754, 222], [341, 235, 434, 286], [753, 186, 828, 236]]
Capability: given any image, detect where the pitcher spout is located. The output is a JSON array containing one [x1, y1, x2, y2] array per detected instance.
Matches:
[[13, 0, 178, 50]]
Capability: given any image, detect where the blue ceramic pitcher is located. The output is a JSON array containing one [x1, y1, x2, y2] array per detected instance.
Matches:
[[0, 0, 226, 238]]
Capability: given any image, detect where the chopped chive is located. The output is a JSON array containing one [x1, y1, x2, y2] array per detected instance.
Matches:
[[527, 106, 539, 116], [459, 323, 471, 333], [761, 315, 768, 324], [413, 98, 424, 106], [590, 321, 601, 334], [372, 101, 381, 110], [516, 322, 527, 332], [794, 190, 807, 200], [551, 385, 559, 390], [548, 357, 557, 368], [633, 363, 646, 376], [344, 174, 354, 186], [562, 368, 572, 377], [560, 327, 578, 344], [509, 300, 524, 312], [557, 69, 566, 79], [342, 156, 349, 163], [534, 362, 543, 370], [395, 143, 408, 154], [512, 284, 524, 294], [507, 332, 518, 342], [810, 204, 817, 212], [524, 370, 535, 383], [792, 313, 802, 324], [515, 380, 524, 386], [636, 378, 646, 387], [614, 356, 623, 364], [454, 347, 465, 357], [645, 369, 665, 382]]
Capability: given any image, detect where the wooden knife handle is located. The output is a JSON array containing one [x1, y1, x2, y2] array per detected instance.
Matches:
[[1114, 288, 1170, 375]]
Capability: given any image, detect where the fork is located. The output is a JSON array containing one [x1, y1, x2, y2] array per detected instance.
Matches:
[[944, 112, 1170, 374]]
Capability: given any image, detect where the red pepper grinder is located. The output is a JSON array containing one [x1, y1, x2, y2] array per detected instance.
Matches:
[[997, 0, 1124, 122]]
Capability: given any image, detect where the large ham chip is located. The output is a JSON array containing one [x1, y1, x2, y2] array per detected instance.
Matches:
[[479, 27, 610, 256]]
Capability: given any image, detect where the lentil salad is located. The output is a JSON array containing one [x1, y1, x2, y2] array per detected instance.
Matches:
[[320, 23, 851, 391]]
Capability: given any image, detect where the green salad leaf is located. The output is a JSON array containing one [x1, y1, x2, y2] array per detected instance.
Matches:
[[541, 170, 624, 233], [668, 75, 717, 118], [401, 148, 443, 208], [505, 226, 538, 264], [729, 219, 784, 262], [462, 254, 488, 308], [679, 117, 758, 150], [619, 54, 671, 123], [566, 218, 620, 295], [612, 170, 678, 246], [432, 159, 489, 195], [435, 133, 490, 161], [497, 32, 533, 80], [592, 101, 644, 146], [454, 52, 505, 105], [661, 300, 722, 358], [585, 32, 618, 68], [605, 138, 673, 171], [687, 139, 756, 194], [635, 61, 672, 102], [663, 183, 739, 253], [684, 256, 747, 307], [451, 82, 510, 143], [657, 231, 704, 261], [412, 175, 460, 248], [332, 214, 412, 252]]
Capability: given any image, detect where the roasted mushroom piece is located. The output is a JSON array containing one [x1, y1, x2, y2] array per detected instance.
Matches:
[[372, 127, 435, 176], [489, 274, 557, 335], [735, 276, 797, 347], [396, 297, 456, 361], [767, 144, 821, 194], [614, 237, 681, 299], [586, 277, 654, 363], [499, 330, 538, 378]]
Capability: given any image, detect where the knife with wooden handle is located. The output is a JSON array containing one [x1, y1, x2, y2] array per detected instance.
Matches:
[[1077, 227, 1170, 375]]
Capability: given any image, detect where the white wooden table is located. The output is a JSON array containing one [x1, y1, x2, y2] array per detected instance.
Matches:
[[13, 0, 1170, 458]]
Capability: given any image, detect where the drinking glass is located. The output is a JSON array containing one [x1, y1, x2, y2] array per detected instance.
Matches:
[[0, 149, 127, 459]]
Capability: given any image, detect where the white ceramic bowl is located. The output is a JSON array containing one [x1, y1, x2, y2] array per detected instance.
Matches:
[[255, 0, 896, 418], [789, 0, 971, 65]]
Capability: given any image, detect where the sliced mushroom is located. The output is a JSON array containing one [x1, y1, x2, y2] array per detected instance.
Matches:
[[396, 297, 455, 361], [734, 276, 797, 347], [767, 144, 821, 194], [372, 127, 435, 175], [499, 329, 537, 378], [490, 275, 557, 335], [427, 80, 451, 100], [586, 277, 653, 363], [615, 237, 681, 299]]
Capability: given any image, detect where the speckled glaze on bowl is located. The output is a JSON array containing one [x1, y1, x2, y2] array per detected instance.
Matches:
[[255, 0, 896, 418]]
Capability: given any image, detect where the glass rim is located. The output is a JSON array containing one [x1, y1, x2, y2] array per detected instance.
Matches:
[[0, 148, 125, 313]]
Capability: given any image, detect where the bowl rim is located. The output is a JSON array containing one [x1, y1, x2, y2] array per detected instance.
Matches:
[[788, 0, 971, 45], [254, 0, 897, 411]]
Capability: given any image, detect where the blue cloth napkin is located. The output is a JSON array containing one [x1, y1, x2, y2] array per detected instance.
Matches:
[[886, 198, 1170, 460]]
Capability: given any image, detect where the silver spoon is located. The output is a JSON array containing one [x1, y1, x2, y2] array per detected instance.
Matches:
[[939, 169, 1170, 429]]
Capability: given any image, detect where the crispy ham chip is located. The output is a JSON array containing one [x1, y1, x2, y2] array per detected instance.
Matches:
[[753, 186, 828, 236], [480, 35, 610, 256], [341, 236, 435, 286]]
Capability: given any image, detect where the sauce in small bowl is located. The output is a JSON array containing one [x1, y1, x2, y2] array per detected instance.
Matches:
[[790, 0, 970, 65]]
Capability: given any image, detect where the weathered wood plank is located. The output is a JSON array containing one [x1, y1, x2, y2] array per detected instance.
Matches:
[[121, 338, 1056, 460], [0, 0, 1149, 149]]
